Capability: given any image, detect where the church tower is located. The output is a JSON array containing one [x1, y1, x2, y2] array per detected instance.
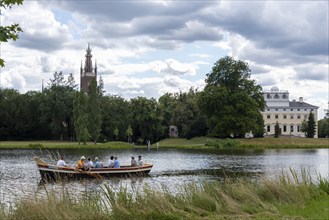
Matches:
[[80, 43, 97, 93]]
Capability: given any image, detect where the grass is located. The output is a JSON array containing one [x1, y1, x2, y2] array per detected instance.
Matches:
[[0, 141, 132, 149], [1, 170, 328, 219], [0, 136, 328, 149]]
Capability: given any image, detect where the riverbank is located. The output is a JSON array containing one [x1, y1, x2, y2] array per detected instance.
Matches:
[[1, 171, 328, 219], [0, 141, 132, 149], [0, 137, 328, 149]]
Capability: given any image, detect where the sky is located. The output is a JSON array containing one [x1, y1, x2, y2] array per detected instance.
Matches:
[[1, 0, 328, 119]]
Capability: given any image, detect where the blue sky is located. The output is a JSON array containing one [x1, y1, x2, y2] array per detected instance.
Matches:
[[1, 0, 328, 118]]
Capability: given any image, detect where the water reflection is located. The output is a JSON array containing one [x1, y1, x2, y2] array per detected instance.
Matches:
[[0, 148, 328, 208]]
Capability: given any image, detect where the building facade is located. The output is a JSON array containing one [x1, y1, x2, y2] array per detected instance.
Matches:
[[262, 86, 318, 138], [80, 43, 97, 93]]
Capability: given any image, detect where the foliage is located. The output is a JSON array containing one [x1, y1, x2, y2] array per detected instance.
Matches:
[[159, 88, 207, 139], [73, 91, 89, 144], [301, 111, 316, 138], [0, 0, 23, 67], [198, 56, 265, 138], [205, 138, 239, 148], [318, 117, 329, 138], [274, 121, 281, 138], [1, 170, 328, 219], [100, 95, 131, 142], [87, 79, 102, 143], [130, 97, 164, 143]]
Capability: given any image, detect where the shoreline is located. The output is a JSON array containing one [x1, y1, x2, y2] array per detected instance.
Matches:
[[0, 137, 328, 150]]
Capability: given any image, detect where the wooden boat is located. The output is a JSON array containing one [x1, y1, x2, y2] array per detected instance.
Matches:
[[34, 157, 153, 180]]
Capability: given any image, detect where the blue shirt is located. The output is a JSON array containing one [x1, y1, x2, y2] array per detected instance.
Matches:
[[94, 161, 102, 168], [113, 159, 120, 168]]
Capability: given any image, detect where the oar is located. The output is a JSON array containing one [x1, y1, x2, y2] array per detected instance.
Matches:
[[74, 168, 103, 179]]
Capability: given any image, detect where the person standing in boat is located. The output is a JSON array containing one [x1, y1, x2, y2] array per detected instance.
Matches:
[[113, 156, 120, 168], [76, 156, 86, 170], [131, 156, 137, 167], [138, 155, 143, 166], [108, 156, 114, 168], [56, 156, 67, 167]]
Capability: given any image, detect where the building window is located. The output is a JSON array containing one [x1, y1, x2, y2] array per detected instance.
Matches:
[[267, 125, 271, 132], [283, 94, 287, 99], [304, 115, 307, 119], [275, 109, 278, 111], [275, 115, 279, 119], [267, 109, 270, 111], [297, 115, 301, 119], [274, 94, 279, 99], [267, 94, 271, 99], [297, 125, 300, 132], [291, 109, 293, 111], [298, 109, 300, 111], [283, 125, 287, 132], [267, 115, 270, 119], [283, 115, 287, 119], [283, 109, 286, 111], [290, 125, 294, 132], [304, 109, 307, 111], [290, 115, 294, 119]]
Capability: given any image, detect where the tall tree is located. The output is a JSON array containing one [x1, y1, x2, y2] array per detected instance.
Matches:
[[73, 91, 89, 144], [0, 0, 23, 67], [87, 79, 102, 144], [126, 125, 133, 144], [198, 56, 265, 138], [274, 121, 280, 138], [302, 110, 316, 138], [100, 95, 131, 141], [130, 97, 164, 143]]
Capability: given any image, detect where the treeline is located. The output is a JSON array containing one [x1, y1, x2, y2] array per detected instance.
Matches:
[[0, 56, 290, 143]]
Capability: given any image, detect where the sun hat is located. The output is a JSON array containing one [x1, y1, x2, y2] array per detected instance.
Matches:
[[81, 156, 85, 160], [95, 157, 99, 160]]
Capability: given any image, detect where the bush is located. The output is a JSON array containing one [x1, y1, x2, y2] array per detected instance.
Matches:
[[205, 139, 239, 149]]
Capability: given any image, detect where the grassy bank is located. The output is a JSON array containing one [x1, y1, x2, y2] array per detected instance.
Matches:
[[157, 137, 329, 149], [0, 141, 132, 149], [1, 171, 328, 219], [0, 137, 328, 150]]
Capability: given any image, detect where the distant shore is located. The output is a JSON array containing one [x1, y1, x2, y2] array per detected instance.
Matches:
[[0, 137, 328, 149]]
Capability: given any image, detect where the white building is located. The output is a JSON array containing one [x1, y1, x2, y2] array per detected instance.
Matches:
[[262, 86, 318, 138]]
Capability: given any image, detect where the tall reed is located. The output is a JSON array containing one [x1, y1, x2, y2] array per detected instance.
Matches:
[[1, 170, 328, 219]]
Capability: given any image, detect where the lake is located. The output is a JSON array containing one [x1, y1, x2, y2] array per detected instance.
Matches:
[[0, 148, 328, 208]]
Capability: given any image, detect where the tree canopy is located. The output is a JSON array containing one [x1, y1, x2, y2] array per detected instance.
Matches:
[[198, 56, 265, 138], [0, 0, 23, 67]]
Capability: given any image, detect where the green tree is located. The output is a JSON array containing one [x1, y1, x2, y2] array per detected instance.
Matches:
[[318, 117, 329, 138], [302, 110, 316, 138], [198, 56, 265, 138], [113, 127, 119, 141], [73, 91, 89, 144], [87, 79, 102, 144], [130, 97, 164, 143], [100, 95, 131, 141], [0, 0, 23, 67], [126, 125, 133, 144], [274, 121, 281, 138]]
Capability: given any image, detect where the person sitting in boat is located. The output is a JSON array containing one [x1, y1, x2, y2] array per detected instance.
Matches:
[[138, 155, 143, 166], [94, 157, 103, 168], [108, 156, 114, 168], [87, 157, 94, 169], [113, 156, 120, 168], [76, 156, 86, 170], [131, 156, 137, 167], [56, 156, 67, 167]]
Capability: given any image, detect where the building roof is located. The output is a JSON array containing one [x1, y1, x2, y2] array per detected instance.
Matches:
[[289, 101, 318, 109]]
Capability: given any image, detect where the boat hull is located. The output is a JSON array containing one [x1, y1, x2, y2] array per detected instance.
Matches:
[[37, 164, 153, 180]]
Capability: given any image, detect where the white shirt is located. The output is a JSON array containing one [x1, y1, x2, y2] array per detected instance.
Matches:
[[57, 159, 67, 167], [108, 160, 114, 168]]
